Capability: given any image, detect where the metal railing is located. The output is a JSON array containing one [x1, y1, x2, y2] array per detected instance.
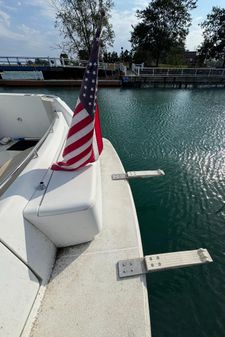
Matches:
[[0, 56, 124, 71], [132, 64, 225, 77], [0, 56, 61, 67]]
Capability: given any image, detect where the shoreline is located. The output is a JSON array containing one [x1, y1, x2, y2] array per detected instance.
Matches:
[[0, 79, 121, 87]]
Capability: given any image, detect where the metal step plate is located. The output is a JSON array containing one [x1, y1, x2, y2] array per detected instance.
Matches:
[[112, 169, 165, 180], [144, 248, 212, 273], [118, 249, 213, 278]]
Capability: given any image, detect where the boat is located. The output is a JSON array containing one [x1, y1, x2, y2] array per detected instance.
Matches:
[[0, 92, 152, 337], [0, 17, 155, 336], [0, 16, 213, 337], [0, 91, 213, 337]]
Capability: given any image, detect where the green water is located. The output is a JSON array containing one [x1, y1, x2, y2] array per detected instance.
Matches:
[[1, 86, 225, 337]]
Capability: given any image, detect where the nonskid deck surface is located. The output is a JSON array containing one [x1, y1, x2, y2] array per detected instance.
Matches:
[[30, 139, 151, 337]]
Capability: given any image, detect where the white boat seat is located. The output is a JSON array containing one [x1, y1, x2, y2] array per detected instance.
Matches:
[[24, 161, 102, 247]]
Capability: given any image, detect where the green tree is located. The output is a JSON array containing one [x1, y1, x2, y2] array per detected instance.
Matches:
[[110, 51, 119, 62], [130, 0, 197, 66], [122, 49, 133, 63], [164, 44, 186, 65], [198, 7, 225, 67], [103, 51, 109, 62], [53, 0, 114, 57]]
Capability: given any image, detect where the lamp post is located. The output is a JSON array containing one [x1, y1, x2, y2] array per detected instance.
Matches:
[[121, 47, 124, 63]]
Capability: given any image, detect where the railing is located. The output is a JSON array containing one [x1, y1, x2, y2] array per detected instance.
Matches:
[[132, 64, 225, 77], [132, 63, 144, 75], [0, 56, 123, 71], [0, 56, 62, 67], [119, 64, 127, 75]]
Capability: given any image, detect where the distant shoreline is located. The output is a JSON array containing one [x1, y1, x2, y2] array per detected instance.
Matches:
[[0, 79, 121, 88]]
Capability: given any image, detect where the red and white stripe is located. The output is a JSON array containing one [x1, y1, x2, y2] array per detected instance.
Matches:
[[51, 99, 103, 171]]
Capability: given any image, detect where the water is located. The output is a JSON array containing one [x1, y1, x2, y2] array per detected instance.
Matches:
[[1, 86, 225, 337]]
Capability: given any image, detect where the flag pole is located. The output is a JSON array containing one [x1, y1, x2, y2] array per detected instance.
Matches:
[[51, 12, 105, 171]]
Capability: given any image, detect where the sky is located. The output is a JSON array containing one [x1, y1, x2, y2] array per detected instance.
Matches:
[[0, 0, 224, 58]]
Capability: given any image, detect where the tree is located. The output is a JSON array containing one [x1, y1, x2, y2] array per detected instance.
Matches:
[[163, 44, 186, 66], [53, 0, 114, 57], [198, 7, 225, 67], [110, 51, 119, 62], [103, 51, 119, 62], [130, 0, 197, 66]]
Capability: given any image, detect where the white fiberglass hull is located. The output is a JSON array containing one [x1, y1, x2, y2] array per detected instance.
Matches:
[[0, 94, 151, 337]]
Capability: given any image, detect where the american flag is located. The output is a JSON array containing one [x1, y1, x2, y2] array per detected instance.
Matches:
[[51, 26, 103, 171]]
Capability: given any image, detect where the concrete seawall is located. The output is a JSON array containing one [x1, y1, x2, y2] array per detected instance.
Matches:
[[122, 73, 225, 89], [0, 79, 121, 88]]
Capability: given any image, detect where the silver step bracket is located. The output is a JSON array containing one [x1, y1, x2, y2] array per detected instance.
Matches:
[[112, 169, 165, 181], [118, 248, 213, 278]]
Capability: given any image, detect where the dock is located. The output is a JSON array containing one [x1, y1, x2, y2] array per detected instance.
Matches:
[[0, 79, 121, 87], [0, 56, 123, 87], [1, 56, 225, 89], [122, 66, 225, 88]]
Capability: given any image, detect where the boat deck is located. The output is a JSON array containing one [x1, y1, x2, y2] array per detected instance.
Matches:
[[0, 140, 37, 195], [0, 140, 19, 165], [29, 139, 151, 337]]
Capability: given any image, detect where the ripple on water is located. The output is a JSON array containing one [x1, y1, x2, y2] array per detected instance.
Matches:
[[99, 88, 225, 337]]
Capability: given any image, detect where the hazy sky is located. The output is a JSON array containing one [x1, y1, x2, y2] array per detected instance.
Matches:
[[0, 0, 224, 57]]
